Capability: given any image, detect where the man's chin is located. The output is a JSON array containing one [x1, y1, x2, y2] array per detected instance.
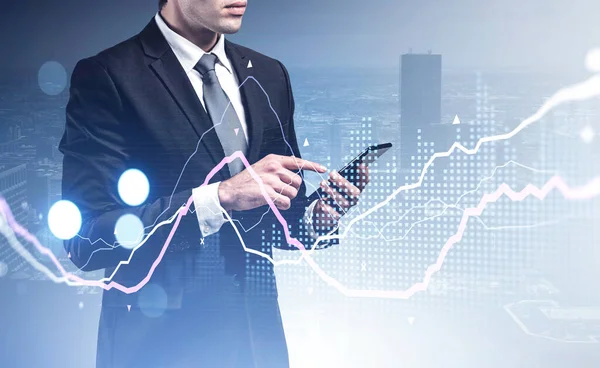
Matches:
[[217, 20, 243, 34]]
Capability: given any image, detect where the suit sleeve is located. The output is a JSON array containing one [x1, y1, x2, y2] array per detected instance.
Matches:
[[273, 60, 339, 251], [59, 57, 200, 271]]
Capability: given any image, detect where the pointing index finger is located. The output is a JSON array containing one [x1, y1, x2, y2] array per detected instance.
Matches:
[[280, 156, 327, 173]]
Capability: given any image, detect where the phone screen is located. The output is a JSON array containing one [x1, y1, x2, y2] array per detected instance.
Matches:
[[307, 143, 392, 205], [337, 143, 392, 181]]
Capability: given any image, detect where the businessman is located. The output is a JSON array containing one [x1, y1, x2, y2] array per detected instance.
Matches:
[[59, 0, 369, 367]]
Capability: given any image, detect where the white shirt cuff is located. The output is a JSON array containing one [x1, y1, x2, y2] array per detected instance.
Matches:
[[192, 182, 228, 237], [303, 199, 320, 240]]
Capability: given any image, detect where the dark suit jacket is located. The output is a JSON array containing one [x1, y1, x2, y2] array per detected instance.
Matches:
[[59, 17, 333, 368]]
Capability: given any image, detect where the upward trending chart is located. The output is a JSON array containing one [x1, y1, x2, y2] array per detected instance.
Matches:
[[2, 71, 600, 299]]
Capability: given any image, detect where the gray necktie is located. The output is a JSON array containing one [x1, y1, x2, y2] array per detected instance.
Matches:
[[194, 53, 248, 176]]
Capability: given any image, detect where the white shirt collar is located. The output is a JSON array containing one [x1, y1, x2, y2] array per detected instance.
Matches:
[[154, 12, 233, 75]]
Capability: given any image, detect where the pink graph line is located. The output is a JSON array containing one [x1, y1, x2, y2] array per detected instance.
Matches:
[[2, 151, 600, 298], [1, 153, 308, 293], [307, 176, 600, 299]]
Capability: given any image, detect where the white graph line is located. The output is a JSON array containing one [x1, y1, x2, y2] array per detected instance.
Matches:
[[318, 74, 600, 246], [354, 160, 556, 241]]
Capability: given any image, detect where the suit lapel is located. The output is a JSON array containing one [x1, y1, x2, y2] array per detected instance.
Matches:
[[224, 40, 265, 164], [138, 18, 230, 181]]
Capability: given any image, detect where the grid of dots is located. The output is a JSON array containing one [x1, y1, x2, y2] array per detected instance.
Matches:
[[266, 71, 600, 315]]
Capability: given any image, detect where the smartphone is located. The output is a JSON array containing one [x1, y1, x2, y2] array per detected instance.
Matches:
[[307, 142, 392, 205]]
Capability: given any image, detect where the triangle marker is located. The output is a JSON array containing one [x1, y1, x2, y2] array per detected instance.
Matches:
[[234, 128, 240, 136], [303, 138, 309, 147], [127, 305, 131, 312], [67, 252, 71, 258], [247, 60, 253, 68], [452, 115, 460, 125]]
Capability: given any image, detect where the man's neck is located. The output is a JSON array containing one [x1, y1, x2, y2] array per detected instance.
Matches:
[[159, 8, 220, 52]]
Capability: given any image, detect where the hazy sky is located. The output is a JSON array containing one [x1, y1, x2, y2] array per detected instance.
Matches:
[[1, 0, 599, 72]]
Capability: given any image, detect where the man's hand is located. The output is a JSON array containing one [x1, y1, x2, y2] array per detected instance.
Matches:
[[218, 154, 327, 212], [312, 164, 370, 231]]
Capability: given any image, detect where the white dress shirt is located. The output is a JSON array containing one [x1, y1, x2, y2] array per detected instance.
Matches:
[[155, 13, 320, 240]]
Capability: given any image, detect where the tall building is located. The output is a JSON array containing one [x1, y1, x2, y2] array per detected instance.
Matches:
[[400, 53, 442, 169], [0, 162, 29, 276]]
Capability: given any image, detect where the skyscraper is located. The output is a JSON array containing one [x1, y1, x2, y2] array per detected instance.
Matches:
[[0, 162, 29, 276], [400, 53, 442, 169]]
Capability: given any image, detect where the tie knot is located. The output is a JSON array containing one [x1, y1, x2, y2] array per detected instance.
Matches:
[[194, 53, 219, 77]]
